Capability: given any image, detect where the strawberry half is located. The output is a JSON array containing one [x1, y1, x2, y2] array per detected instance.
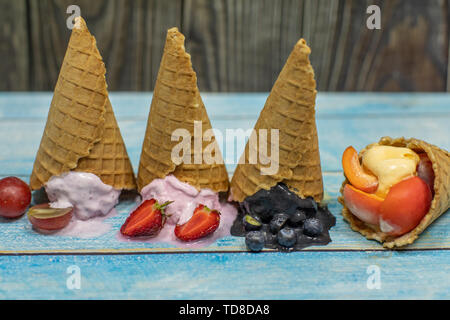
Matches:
[[174, 204, 221, 242], [120, 199, 172, 237]]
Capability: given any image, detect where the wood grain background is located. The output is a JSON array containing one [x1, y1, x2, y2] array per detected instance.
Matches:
[[1, 0, 449, 92]]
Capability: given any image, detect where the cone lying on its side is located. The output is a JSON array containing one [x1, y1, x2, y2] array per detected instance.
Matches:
[[230, 39, 323, 203], [339, 137, 450, 248], [137, 28, 229, 193], [30, 17, 136, 191]]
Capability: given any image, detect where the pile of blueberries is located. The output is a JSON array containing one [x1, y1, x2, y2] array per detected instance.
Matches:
[[231, 183, 336, 252]]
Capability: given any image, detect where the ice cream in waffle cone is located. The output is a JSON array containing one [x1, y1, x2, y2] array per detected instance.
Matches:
[[137, 27, 229, 193], [230, 38, 323, 203], [30, 17, 136, 191], [228, 39, 335, 253], [28, 17, 136, 223], [130, 28, 235, 246], [339, 137, 450, 248]]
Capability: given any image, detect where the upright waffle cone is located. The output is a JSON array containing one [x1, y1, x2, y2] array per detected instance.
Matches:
[[30, 17, 136, 191], [230, 39, 323, 203], [339, 137, 450, 248], [137, 28, 229, 193]]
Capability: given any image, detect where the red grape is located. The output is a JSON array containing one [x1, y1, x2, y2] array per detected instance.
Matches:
[[27, 203, 73, 231], [0, 177, 32, 218]]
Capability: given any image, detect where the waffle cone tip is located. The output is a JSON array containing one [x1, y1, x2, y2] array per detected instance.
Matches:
[[230, 37, 323, 203], [73, 16, 88, 31]]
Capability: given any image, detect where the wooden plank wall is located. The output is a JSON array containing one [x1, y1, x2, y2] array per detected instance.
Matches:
[[1, 0, 449, 92]]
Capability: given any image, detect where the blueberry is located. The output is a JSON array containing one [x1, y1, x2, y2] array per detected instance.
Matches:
[[277, 227, 297, 247], [260, 223, 270, 232], [261, 225, 277, 245], [288, 209, 307, 227], [296, 196, 317, 211], [245, 188, 271, 207], [285, 204, 300, 216], [242, 214, 262, 231], [294, 227, 304, 237], [250, 187, 271, 200], [269, 184, 295, 213], [250, 199, 271, 214], [244, 193, 274, 222], [245, 231, 265, 252], [303, 218, 324, 237], [269, 213, 289, 234], [254, 207, 275, 223]]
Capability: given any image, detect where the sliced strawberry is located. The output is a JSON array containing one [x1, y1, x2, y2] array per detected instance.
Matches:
[[120, 199, 172, 237], [174, 204, 220, 242]]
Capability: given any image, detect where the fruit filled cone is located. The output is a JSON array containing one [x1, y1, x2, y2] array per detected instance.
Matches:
[[230, 38, 323, 203], [137, 27, 229, 193], [30, 17, 136, 191], [339, 136, 450, 248]]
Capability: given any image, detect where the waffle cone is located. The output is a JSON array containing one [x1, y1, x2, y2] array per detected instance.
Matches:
[[230, 39, 323, 203], [137, 28, 229, 193], [339, 137, 450, 248], [30, 17, 136, 191]]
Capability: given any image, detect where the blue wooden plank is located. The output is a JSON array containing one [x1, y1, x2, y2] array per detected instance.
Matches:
[[0, 93, 449, 300], [0, 93, 448, 253], [0, 173, 448, 253], [1, 92, 449, 174], [1, 115, 448, 175], [0, 250, 448, 299], [1, 92, 450, 119]]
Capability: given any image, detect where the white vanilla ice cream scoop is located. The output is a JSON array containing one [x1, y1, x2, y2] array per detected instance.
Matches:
[[362, 145, 420, 197], [45, 172, 121, 220]]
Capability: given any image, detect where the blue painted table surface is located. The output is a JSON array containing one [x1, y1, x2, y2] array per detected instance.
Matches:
[[0, 92, 449, 299]]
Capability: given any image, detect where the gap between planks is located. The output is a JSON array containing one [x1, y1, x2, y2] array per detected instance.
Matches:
[[1, 247, 450, 256]]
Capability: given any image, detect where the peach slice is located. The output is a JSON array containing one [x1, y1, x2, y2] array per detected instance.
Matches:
[[342, 146, 378, 193], [343, 184, 384, 225], [379, 176, 432, 236]]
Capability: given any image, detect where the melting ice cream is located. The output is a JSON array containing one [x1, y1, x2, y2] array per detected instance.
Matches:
[[132, 175, 237, 247], [362, 145, 420, 197], [141, 175, 221, 225], [45, 171, 121, 220]]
